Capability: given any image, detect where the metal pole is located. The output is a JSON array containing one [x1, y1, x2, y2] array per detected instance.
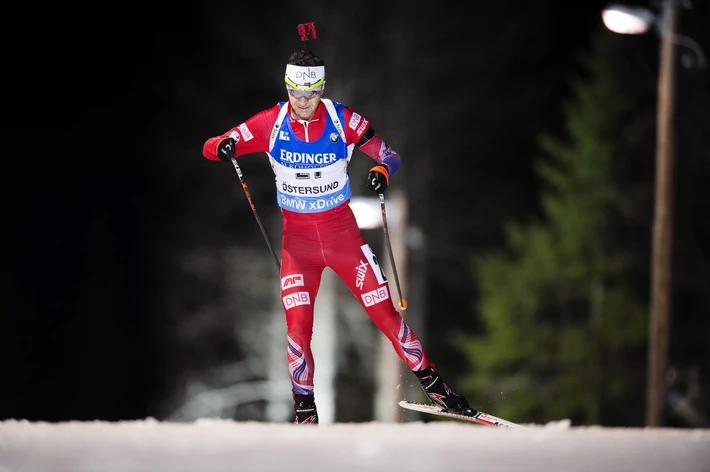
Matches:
[[374, 190, 408, 422], [379, 193, 408, 311], [646, 0, 677, 427], [230, 157, 281, 270]]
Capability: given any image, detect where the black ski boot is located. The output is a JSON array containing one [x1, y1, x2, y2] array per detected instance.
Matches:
[[414, 366, 476, 416], [293, 394, 319, 424]]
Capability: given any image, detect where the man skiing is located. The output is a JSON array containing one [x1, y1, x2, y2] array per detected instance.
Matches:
[[202, 47, 474, 424]]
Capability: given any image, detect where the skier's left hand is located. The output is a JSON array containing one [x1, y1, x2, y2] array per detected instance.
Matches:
[[216, 137, 237, 162], [366, 165, 389, 193]]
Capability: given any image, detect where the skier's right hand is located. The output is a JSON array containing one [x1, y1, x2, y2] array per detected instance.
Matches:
[[216, 137, 237, 162]]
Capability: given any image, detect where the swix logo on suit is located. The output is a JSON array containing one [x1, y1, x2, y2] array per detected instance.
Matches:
[[269, 101, 353, 214], [355, 260, 368, 289]]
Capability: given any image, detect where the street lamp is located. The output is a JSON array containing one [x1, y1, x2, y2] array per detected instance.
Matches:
[[601, 0, 706, 427], [602, 3, 706, 66], [602, 5, 655, 34]]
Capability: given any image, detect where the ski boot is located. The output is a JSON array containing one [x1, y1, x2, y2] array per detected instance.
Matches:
[[293, 394, 319, 424], [414, 365, 476, 416]]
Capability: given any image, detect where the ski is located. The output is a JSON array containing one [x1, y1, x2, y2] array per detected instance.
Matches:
[[399, 400, 523, 429]]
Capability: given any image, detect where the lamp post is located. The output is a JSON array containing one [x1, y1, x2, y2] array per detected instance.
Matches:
[[602, 0, 706, 427]]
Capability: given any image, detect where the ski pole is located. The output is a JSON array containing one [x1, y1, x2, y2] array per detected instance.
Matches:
[[379, 193, 407, 311], [230, 157, 281, 270]]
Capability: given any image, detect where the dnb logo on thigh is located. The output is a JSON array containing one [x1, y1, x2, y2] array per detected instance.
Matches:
[[361, 286, 389, 307], [283, 291, 311, 310]]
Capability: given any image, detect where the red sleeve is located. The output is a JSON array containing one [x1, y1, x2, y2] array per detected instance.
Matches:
[[202, 104, 281, 160], [341, 107, 371, 146]]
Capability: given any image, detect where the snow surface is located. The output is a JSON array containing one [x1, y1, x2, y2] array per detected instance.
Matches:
[[1, 418, 709, 472]]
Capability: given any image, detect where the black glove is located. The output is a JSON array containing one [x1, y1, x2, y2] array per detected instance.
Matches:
[[366, 165, 389, 193], [217, 137, 237, 162]]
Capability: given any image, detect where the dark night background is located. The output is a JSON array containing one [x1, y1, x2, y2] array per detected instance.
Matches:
[[2, 1, 709, 426]]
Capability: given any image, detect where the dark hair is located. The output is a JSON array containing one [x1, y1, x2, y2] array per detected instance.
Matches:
[[287, 49, 325, 67]]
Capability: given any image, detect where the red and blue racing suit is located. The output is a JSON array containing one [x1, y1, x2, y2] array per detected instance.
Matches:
[[203, 99, 431, 395]]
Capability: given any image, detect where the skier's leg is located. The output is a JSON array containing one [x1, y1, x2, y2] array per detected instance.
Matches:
[[325, 213, 473, 414], [280, 251, 324, 398], [280, 220, 328, 424], [335, 248, 473, 413], [329, 240, 431, 369]]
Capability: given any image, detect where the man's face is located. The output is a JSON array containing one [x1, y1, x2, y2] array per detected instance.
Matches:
[[287, 88, 323, 121]]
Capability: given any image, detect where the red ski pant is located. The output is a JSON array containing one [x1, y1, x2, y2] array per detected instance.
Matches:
[[280, 203, 430, 395]]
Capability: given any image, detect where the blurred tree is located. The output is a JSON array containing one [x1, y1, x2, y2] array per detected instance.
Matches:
[[423, 0, 614, 380], [455, 28, 658, 426]]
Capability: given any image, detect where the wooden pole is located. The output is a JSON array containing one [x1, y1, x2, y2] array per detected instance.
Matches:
[[646, 0, 677, 427]]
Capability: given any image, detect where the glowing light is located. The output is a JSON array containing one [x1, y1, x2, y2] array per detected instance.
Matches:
[[602, 5, 655, 35]]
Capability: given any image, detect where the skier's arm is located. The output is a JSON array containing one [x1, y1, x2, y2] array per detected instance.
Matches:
[[343, 107, 401, 193], [202, 105, 281, 160], [357, 129, 401, 176], [342, 108, 401, 177]]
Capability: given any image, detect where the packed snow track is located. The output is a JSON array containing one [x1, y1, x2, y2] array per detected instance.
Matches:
[[1, 418, 708, 471]]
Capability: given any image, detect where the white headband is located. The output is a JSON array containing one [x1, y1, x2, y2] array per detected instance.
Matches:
[[285, 64, 326, 90]]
